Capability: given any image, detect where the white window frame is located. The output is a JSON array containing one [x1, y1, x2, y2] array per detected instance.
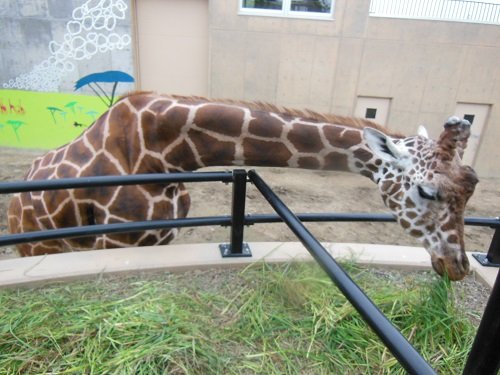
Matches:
[[239, 0, 334, 20]]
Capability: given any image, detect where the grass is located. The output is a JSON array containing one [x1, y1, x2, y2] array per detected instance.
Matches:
[[0, 262, 478, 374]]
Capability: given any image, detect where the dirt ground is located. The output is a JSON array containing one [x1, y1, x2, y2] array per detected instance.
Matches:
[[1, 147, 497, 254], [0, 147, 497, 313]]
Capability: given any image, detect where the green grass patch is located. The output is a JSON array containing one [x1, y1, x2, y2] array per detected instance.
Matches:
[[0, 262, 477, 374]]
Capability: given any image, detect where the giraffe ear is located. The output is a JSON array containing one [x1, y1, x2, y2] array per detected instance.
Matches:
[[363, 127, 410, 164]]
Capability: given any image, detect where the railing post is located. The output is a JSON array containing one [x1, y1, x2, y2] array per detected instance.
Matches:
[[219, 169, 251, 258], [486, 223, 500, 264], [462, 270, 500, 375], [472, 217, 500, 267]]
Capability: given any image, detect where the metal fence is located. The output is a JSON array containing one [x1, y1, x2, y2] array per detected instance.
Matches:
[[369, 0, 500, 25], [0, 170, 499, 374]]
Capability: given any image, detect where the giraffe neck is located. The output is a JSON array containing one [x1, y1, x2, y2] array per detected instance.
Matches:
[[98, 94, 400, 181]]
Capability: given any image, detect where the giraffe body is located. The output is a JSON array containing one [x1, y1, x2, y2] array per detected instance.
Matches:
[[8, 93, 478, 280]]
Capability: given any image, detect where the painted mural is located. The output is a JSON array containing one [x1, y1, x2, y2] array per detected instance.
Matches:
[[0, 89, 107, 149], [0, 0, 134, 150]]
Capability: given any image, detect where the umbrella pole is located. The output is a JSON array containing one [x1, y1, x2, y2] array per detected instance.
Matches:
[[88, 84, 111, 108], [93, 83, 112, 107], [110, 82, 119, 106]]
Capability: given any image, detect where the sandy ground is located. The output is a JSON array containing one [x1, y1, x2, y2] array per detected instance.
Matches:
[[1, 148, 497, 255], [0, 147, 497, 314]]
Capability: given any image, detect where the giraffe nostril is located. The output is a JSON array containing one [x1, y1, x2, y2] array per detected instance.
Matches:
[[460, 254, 470, 274]]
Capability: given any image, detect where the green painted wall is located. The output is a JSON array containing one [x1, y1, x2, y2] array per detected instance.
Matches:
[[0, 90, 107, 150]]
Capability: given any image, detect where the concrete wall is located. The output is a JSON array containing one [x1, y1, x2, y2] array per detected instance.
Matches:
[[208, 0, 500, 177], [2, 0, 498, 175], [134, 0, 209, 96], [0, 0, 134, 94]]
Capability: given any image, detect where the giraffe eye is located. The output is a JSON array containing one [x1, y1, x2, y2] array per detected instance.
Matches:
[[417, 185, 438, 201]]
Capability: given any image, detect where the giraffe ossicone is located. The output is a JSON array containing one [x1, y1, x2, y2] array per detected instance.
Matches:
[[8, 93, 478, 280]]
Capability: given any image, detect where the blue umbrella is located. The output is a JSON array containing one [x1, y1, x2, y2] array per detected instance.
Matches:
[[75, 71, 135, 107]]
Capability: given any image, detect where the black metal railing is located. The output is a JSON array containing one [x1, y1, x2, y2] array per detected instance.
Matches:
[[0, 169, 499, 374]]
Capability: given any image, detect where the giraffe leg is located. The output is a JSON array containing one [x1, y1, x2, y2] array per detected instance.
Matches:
[[87, 183, 191, 249], [8, 182, 192, 254], [148, 182, 191, 246], [158, 182, 191, 245], [132, 182, 191, 247], [175, 183, 191, 219], [8, 194, 36, 256], [8, 193, 65, 256]]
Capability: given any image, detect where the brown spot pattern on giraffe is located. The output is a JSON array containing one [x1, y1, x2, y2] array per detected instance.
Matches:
[[31, 166, 55, 180], [406, 211, 418, 219], [298, 156, 321, 169], [405, 197, 416, 208], [64, 139, 94, 166], [188, 129, 236, 166], [323, 126, 363, 148], [194, 104, 243, 137], [248, 112, 284, 138], [400, 219, 411, 229], [85, 113, 107, 150], [57, 163, 79, 178], [168, 140, 201, 171], [147, 106, 190, 152], [52, 200, 79, 229], [135, 154, 165, 174], [243, 138, 292, 166], [410, 229, 424, 237], [148, 99, 174, 114], [81, 153, 122, 177], [288, 123, 323, 153], [324, 152, 349, 171], [107, 186, 150, 222], [353, 148, 373, 163], [106, 104, 142, 172], [127, 93, 154, 111]]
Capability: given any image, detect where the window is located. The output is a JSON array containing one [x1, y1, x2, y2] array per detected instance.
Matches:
[[463, 114, 475, 124], [354, 97, 391, 125], [240, 0, 334, 20], [455, 102, 491, 165], [365, 108, 377, 119]]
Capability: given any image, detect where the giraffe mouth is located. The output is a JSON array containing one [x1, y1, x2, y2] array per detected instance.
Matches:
[[430, 252, 470, 281]]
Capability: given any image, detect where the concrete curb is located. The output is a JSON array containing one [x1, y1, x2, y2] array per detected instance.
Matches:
[[0, 242, 497, 288]]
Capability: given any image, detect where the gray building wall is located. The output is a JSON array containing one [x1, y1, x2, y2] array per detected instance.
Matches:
[[208, 0, 500, 177], [0, 0, 134, 94], [2, 0, 499, 176]]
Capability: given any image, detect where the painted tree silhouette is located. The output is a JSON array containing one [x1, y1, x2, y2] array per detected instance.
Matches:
[[85, 110, 99, 121], [64, 101, 78, 114], [47, 107, 66, 124], [74, 71, 135, 108], [7, 120, 26, 142]]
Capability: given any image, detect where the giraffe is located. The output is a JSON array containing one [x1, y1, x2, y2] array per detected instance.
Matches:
[[8, 92, 478, 280]]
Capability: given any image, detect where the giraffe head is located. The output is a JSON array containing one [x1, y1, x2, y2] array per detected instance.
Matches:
[[363, 117, 479, 281]]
